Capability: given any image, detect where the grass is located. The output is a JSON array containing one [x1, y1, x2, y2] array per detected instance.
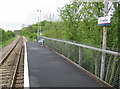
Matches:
[[23, 35, 31, 41], [23, 35, 35, 41], [0, 36, 18, 48]]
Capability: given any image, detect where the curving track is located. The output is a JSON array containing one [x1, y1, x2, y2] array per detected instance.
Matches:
[[0, 36, 24, 88]]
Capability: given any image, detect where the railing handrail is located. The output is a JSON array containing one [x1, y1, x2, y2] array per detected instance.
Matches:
[[40, 36, 120, 56]]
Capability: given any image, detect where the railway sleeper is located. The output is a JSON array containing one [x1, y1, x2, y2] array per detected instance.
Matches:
[[14, 83, 24, 87], [2, 79, 11, 85], [2, 73, 13, 76], [16, 73, 23, 76], [2, 71, 14, 73], [15, 76, 24, 80], [17, 71, 23, 74], [15, 80, 24, 84]]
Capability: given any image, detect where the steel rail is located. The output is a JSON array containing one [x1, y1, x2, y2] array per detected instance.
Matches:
[[10, 47, 23, 89], [0, 37, 20, 65]]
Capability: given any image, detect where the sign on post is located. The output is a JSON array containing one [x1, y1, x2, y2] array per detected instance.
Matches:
[[98, 16, 110, 26]]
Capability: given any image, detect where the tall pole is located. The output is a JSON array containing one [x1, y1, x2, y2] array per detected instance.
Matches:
[[118, 1, 120, 89], [37, 10, 41, 35], [40, 10, 41, 34], [37, 17, 39, 39], [100, 0, 108, 80]]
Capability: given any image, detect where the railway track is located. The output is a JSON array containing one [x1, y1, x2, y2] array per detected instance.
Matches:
[[0, 36, 24, 88]]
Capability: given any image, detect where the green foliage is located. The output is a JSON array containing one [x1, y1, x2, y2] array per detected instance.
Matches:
[[0, 36, 17, 48], [21, 25, 37, 41], [0, 28, 16, 47], [20, 1, 119, 88], [58, 1, 105, 47]]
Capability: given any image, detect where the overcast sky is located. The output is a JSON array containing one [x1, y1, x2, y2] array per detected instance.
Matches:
[[0, 0, 70, 31]]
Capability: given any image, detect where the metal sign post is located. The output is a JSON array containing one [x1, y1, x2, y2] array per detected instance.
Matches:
[[40, 10, 41, 35], [100, 0, 108, 80], [37, 17, 39, 40], [37, 10, 42, 39]]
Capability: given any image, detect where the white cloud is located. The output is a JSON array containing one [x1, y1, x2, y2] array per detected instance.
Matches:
[[0, 0, 70, 31]]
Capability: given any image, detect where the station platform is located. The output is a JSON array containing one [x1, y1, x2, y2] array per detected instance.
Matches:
[[25, 41, 101, 87]]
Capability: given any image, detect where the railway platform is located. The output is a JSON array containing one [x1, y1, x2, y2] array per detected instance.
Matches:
[[25, 41, 103, 87]]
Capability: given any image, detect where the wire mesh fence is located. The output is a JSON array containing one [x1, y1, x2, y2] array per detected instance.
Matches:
[[41, 36, 120, 89]]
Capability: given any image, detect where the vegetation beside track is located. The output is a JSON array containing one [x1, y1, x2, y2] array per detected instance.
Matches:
[[0, 28, 16, 48], [0, 36, 17, 48]]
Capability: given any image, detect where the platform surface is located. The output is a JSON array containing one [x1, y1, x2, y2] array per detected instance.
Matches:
[[27, 41, 101, 87]]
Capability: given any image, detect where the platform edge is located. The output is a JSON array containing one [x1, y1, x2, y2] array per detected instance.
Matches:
[[24, 42, 30, 88]]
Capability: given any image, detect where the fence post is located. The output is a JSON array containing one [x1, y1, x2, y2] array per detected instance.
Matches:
[[79, 46, 82, 66], [44, 39, 45, 45], [47, 39, 49, 47], [47, 39, 49, 46], [68, 44, 71, 58], [54, 41, 56, 50], [62, 42, 65, 55], [50, 40, 52, 48], [100, 52, 106, 80], [45, 39, 48, 46], [48, 39, 50, 48]]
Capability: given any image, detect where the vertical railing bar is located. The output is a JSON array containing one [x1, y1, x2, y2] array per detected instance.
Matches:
[[62, 42, 63, 54], [44, 39, 45, 45], [54, 40, 56, 51], [47, 39, 48, 46], [48, 39, 50, 47], [67, 43, 69, 58], [51, 40, 53, 49], [68, 44, 71, 59], [49, 39, 50, 48], [50, 40, 51, 48], [64, 42, 65, 56], [79, 46, 82, 66], [63, 42, 65, 56], [45, 39, 47, 46], [61, 42, 62, 54]]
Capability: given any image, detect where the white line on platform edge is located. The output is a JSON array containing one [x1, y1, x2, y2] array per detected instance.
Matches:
[[24, 42, 30, 88]]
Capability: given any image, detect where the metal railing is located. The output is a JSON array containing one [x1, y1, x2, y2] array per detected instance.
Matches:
[[40, 36, 120, 89]]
